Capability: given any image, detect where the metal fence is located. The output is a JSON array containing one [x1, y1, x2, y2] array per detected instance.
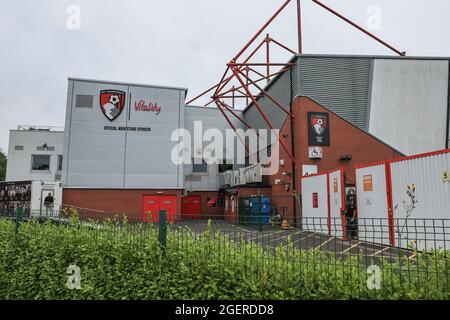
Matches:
[[1, 208, 449, 299]]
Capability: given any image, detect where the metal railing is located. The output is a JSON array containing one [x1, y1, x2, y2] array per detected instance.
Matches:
[[1, 208, 449, 299]]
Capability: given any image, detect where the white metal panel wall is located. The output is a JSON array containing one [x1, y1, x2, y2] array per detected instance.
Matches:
[[390, 151, 450, 250], [301, 173, 329, 234], [64, 79, 186, 189], [183, 106, 244, 191], [30, 181, 63, 215], [355, 164, 391, 245], [328, 169, 344, 237], [369, 59, 449, 155], [6, 130, 64, 182]]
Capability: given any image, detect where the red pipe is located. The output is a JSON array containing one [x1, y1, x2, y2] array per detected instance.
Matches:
[[312, 0, 405, 56]]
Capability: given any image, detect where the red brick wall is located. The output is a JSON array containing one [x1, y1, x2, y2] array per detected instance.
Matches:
[[262, 96, 403, 222], [293, 96, 403, 190], [63, 189, 182, 222]]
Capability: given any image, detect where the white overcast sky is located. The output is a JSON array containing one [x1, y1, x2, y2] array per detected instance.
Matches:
[[0, 0, 449, 153]]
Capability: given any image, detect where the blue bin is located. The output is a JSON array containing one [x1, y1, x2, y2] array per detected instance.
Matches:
[[250, 196, 271, 225]]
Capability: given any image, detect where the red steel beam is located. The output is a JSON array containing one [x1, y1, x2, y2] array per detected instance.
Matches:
[[231, 66, 295, 161], [213, 99, 250, 154], [239, 67, 295, 118], [219, 66, 293, 97], [215, 95, 264, 99], [297, 0, 302, 54], [218, 100, 261, 135], [233, 0, 292, 61], [270, 37, 297, 55], [219, 100, 266, 142], [266, 34, 270, 84], [229, 62, 296, 67], [312, 0, 405, 56], [187, 38, 267, 105]]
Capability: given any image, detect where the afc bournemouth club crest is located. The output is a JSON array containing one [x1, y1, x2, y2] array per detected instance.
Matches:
[[308, 112, 330, 146], [312, 114, 327, 135], [100, 90, 126, 121]]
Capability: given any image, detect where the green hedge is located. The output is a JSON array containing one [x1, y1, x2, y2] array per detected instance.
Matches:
[[0, 218, 449, 300]]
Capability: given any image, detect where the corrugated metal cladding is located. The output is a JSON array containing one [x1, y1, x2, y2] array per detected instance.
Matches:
[[390, 151, 450, 250], [243, 65, 294, 132], [355, 163, 391, 246], [298, 56, 371, 130], [369, 59, 449, 156], [243, 56, 371, 131]]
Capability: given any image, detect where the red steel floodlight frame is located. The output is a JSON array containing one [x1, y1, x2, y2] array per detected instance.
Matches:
[[187, 0, 406, 161]]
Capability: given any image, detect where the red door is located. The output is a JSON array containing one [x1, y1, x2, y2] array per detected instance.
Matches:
[[181, 196, 201, 220], [142, 195, 177, 223]]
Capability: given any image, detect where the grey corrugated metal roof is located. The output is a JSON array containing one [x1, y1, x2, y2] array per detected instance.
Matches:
[[68, 77, 189, 93], [243, 53, 450, 114], [294, 54, 450, 61]]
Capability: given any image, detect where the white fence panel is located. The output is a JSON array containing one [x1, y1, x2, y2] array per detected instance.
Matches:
[[355, 163, 391, 245], [328, 169, 345, 238], [301, 173, 329, 235], [390, 151, 450, 250]]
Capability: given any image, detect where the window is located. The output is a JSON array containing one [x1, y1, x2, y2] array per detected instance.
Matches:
[[57, 155, 63, 171], [312, 193, 319, 208], [192, 159, 208, 173], [31, 155, 50, 171], [75, 95, 94, 108], [14, 145, 24, 151]]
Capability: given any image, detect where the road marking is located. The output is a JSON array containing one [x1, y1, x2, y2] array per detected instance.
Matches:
[[369, 246, 390, 257], [314, 237, 335, 250], [340, 241, 362, 254], [268, 230, 303, 243], [231, 224, 253, 233], [247, 230, 285, 241]]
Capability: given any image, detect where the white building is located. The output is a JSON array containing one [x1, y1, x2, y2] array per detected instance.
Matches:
[[6, 125, 64, 182]]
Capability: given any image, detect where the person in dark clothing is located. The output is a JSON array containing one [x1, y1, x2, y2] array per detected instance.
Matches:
[[44, 193, 54, 217], [342, 191, 358, 240]]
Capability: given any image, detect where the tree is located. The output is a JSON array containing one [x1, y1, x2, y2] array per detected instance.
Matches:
[[0, 149, 6, 181]]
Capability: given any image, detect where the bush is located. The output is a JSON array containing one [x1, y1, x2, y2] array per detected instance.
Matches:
[[0, 218, 448, 300]]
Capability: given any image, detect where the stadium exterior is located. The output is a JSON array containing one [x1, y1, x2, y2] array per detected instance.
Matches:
[[4, 53, 450, 223]]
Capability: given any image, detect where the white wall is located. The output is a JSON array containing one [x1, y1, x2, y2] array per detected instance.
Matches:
[[390, 151, 450, 250], [355, 163, 391, 245], [30, 180, 63, 214], [183, 106, 244, 191], [369, 59, 449, 155], [301, 173, 329, 234], [6, 130, 64, 182], [63, 79, 186, 189], [328, 169, 344, 237]]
